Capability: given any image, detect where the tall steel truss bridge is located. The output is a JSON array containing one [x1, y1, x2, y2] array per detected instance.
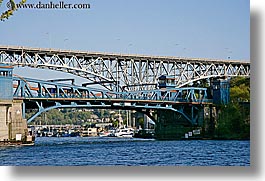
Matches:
[[0, 46, 250, 91]]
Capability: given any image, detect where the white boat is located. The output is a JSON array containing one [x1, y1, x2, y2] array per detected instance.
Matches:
[[47, 132, 53, 137], [114, 128, 134, 138], [98, 131, 112, 137]]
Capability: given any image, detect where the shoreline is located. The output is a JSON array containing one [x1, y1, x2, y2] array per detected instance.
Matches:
[[0, 141, 35, 147]]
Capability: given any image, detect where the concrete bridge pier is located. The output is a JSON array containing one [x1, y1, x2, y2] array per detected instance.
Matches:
[[0, 64, 33, 145], [155, 110, 189, 140], [0, 100, 28, 142], [154, 107, 204, 140]]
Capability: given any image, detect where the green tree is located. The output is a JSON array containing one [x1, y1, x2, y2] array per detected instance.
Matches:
[[230, 77, 250, 102], [138, 117, 144, 129], [215, 77, 250, 139], [0, 0, 27, 21], [215, 104, 249, 139], [112, 119, 119, 128], [230, 77, 250, 87]]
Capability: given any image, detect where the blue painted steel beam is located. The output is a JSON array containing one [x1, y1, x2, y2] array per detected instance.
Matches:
[[13, 77, 211, 103], [26, 100, 194, 124], [12, 76, 212, 124]]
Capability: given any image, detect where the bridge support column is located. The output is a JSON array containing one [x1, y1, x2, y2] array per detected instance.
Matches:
[[8, 100, 28, 141], [0, 101, 11, 141], [0, 64, 34, 145], [0, 100, 29, 143], [203, 105, 217, 138], [155, 109, 192, 140]]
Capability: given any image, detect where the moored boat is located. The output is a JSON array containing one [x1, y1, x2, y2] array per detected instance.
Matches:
[[114, 128, 134, 138]]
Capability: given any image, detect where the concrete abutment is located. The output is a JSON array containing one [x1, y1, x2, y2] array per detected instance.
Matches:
[[0, 64, 34, 145], [0, 100, 31, 144]]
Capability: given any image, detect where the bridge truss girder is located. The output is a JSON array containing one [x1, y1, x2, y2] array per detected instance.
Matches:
[[1, 46, 250, 91], [13, 76, 210, 125], [12, 77, 211, 104]]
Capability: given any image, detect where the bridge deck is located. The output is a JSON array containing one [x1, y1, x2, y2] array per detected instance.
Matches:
[[0, 45, 250, 91], [15, 97, 213, 105], [0, 45, 250, 64]]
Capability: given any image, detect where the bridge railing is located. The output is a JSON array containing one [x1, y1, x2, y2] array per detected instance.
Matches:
[[118, 87, 210, 103]]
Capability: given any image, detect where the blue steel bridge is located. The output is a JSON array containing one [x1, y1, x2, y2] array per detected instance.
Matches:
[[0, 46, 250, 139], [12, 76, 211, 124]]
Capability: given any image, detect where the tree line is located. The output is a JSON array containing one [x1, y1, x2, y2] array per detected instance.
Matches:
[[214, 77, 250, 139]]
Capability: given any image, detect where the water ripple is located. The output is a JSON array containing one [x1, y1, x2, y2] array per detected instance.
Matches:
[[0, 138, 250, 166]]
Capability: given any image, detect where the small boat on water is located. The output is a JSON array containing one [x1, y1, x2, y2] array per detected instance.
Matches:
[[114, 128, 134, 138], [133, 129, 155, 139], [98, 131, 112, 137], [47, 132, 53, 137]]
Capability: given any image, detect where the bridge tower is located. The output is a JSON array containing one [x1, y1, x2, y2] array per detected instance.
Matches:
[[212, 78, 230, 105], [0, 64, 30, 144]]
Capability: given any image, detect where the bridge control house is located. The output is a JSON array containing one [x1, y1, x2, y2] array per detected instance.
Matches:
[[0, 64, 34, 145]]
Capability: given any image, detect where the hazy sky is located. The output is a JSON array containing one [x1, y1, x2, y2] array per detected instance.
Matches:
[[0, 0, 250, 82]]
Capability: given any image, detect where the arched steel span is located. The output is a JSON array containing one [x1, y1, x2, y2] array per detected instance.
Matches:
[[24, 102, 189, 125], [0, 45, 250, 91]]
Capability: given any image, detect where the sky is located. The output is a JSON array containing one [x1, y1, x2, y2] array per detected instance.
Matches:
[[0, 0, 250, 82]]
